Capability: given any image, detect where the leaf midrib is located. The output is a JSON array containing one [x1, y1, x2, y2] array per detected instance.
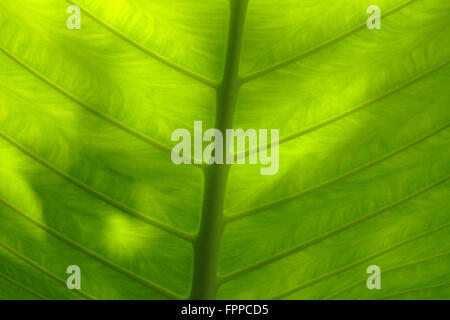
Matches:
[[189, 0, 249, 300]]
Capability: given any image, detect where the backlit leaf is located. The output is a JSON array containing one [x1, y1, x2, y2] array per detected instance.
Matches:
[[0, 0, 449, 300]]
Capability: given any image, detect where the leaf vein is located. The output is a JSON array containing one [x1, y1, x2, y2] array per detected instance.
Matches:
[[376, 282, 450, 300], [0, 241, 95, 300], [241, 0, 418, 83], [219, 176, 449, 284], [323, 251, 450, 299], [65, 0, 218, 89], [270, 223, 450, 299], [0, 273, 49, 300], [0, 130, 194, 242], [0, 198, 184, 300], [227, 122, 449, 221], [240, 60, 449, 158], [0, 46, 179, 157]]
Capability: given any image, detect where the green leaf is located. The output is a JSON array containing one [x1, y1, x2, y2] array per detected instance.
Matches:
[[0, 0, 449, 300]]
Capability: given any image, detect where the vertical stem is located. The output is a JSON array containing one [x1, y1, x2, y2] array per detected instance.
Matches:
[[190, 0, 248, 300]]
